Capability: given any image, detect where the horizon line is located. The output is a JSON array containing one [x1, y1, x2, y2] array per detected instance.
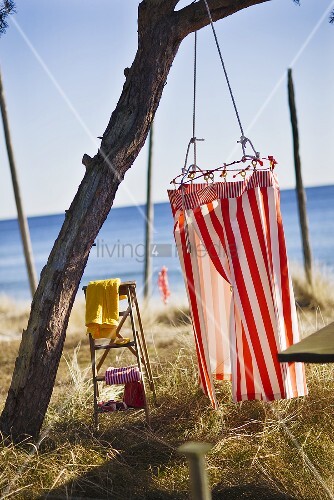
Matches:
[[0, 180, 333, 223]]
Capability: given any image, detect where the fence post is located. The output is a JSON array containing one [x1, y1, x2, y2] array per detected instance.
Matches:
[[144, 122, 154, 301], [178, 441, 213, 500], [0, 68, 37, 297], [287, 68, 313, 287]]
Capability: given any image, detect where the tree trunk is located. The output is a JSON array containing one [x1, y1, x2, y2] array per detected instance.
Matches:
[[0, 0, 270, 442]]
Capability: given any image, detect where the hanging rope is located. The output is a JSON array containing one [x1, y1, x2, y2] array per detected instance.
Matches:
[[180, 31, 203, 253], [183, 30, 205, 175], [178, 6, 265, 253], [202, 0, 259, 158], [192, 30, 198, 167]]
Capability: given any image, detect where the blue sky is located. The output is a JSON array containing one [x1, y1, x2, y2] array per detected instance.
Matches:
[[0, 0, 333, 219]]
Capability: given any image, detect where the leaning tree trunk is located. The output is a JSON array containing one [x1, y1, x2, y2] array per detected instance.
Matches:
[[0, 0, 269, 442]]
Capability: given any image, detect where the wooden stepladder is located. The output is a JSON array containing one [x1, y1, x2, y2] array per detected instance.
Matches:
[[83, 281, 156, 429]]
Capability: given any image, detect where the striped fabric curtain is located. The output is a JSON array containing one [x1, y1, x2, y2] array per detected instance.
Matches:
[[168, 170, 307, 408]]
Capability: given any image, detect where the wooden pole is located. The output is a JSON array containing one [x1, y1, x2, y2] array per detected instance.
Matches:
[[178, 442, 213, 500], [143, 122, 154, 300], [287, 68, 313, 287], [0, 69, 37, 297]]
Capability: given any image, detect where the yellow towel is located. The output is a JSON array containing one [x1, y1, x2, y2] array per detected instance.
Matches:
[[85, 278, 126, 339]]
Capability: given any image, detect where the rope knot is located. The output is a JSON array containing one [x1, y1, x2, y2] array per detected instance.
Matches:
[[237, 135, 259, 158], [238, 135, 248, 147]]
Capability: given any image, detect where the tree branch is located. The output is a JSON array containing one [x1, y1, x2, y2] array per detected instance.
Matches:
[[142, 0, 178, 15], [175, 0, 271, 36], [145, 0, 175, 4], [0, 0, 15, 36]]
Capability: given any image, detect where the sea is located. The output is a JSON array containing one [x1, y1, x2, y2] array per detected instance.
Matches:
[[0, 184, 333, 303]]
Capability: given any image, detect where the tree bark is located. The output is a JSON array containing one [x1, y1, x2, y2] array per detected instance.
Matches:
[[0, 0, 270, 442]]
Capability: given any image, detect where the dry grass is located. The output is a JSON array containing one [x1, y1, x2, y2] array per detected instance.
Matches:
[[0, 270, 334, 499], [292, 263, 334, 311], [292, 264, 334, 342]]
